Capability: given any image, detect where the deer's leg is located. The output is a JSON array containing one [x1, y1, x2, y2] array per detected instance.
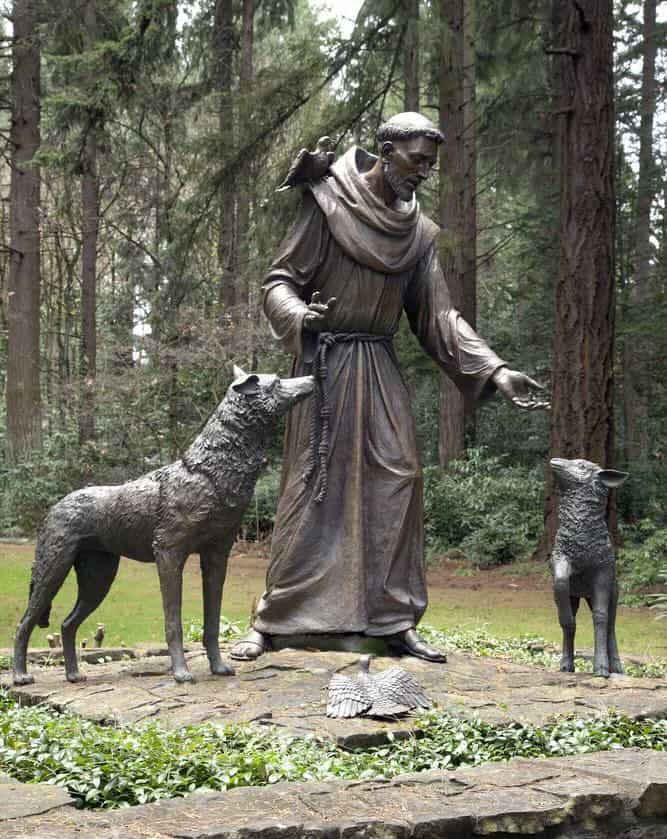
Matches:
[[552, 558, 575, 672], [200, 538, 235, 677]]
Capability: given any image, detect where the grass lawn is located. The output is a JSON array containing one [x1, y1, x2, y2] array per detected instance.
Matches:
[[1, 543, 665, 659]]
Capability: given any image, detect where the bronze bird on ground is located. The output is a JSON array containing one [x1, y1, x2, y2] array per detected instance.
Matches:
[[277, 136, 335, 192], [326, 655, 430, 719]]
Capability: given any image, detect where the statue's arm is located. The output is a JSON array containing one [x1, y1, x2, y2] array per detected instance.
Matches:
[[404, 245, 505, 402], [262, 192, 329, 360]]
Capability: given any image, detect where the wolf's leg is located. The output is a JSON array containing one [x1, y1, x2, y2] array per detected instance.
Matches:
[[588, 582, 611, 678], [61, 552, 120, 683], [13, 558, 75, 685], [155, 547, 192, 683], [200, 540, 235, 676], [607, 583, 623, 674], [552, 558, 575, 671]]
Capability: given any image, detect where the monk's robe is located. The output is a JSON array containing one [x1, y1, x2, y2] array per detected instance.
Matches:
[[253, 147, 504, 637]]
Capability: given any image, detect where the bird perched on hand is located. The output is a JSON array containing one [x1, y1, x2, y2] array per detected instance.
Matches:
[[326, 655, 430, 719], [277, 136, 335, 192]]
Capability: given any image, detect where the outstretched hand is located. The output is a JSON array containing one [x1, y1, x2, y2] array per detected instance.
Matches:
[[492, 367, 550, 411], [303, 291, 337, 333]]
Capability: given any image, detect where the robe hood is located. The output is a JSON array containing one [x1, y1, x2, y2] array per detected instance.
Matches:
[[309, 146, 439, 275]]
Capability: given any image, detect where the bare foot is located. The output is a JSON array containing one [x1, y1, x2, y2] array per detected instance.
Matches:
[[229, 629, 269, 661]]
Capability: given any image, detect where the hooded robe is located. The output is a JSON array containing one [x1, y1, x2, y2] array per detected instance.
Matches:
[[253, 147, 505, 637]]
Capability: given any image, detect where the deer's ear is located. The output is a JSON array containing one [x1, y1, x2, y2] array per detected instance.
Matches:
[[233, 364, 248, 380], [232, 374, 260, 396], [597, 469, 629, 489]]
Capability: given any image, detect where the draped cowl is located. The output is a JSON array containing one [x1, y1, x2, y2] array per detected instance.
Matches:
[[253, 147, 505, 637]]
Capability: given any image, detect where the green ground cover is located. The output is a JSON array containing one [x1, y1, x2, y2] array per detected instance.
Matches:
[[1, 544, 665, 660], [1, 687, 665, 809]]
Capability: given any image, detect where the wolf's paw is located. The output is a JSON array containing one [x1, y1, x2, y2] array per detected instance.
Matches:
[[593, 665, 610, 678], [609, 659, 624, 675], [13, 672, 34, 686], [560, 660, 575, 673], [66, 671, 87, 684], [211, 661, 235, 677], [173, 668, 195, 684]]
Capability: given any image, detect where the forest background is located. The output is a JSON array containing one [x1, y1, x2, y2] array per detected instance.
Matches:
[[0, 0, 665, 598]]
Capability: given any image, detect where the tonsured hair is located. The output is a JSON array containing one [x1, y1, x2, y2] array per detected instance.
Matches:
[[376, 112, 444, 146]]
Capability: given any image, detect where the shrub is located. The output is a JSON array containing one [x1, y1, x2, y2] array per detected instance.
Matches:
[[618, 520, 667, 606], [0, 687, 665, 809], [616, 460, 667, 526], [423, 449, 544, 566], [0, 432, 85, 535], [241, 467, 281, 541], [649, 569, 667, 619]]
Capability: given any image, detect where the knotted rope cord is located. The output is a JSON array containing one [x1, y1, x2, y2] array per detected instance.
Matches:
[[302, 331, 391, 503]]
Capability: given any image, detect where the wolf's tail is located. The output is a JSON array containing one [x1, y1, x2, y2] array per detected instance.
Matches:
[[29, 578, 52, 628], [29, 512, 80, 628]]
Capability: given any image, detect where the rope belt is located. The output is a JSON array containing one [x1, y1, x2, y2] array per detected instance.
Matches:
[[302, 331, 392, 503]]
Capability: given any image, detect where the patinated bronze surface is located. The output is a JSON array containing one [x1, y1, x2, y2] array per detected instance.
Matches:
[[13, 369, 314, 686], [550, 458, 628, 678], [232, 112, 547, 664], [326, 655, 430, 719]]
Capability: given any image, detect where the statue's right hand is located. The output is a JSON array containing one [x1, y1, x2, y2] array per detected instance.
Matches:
[[303, 291, 336, 333]]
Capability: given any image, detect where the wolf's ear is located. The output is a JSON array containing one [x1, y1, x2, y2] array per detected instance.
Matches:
[[233, 364, 248, 380], [232, 374, 260, 396], [597, 469, 629, 489]]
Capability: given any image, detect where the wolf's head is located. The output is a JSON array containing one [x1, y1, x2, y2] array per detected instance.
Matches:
[[222, 365, 315, 432], [550, 458, 628, 500]]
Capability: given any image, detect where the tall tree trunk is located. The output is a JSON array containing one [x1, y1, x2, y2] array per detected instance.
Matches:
[[237, 0, 255, 362], [462, 0, 477, 443], [6, 0, 42, 461], [438, 0, 465, 469], [214, 0, 236, 315], [540, 0, 616, 556], [622, 0, 657, 465], [80, 0, 99, 446], [403, 0, 419, 111]]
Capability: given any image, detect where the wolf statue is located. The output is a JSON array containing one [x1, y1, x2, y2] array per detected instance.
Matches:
[[550, 458, 629, 678], [13, 367, 314, 685]]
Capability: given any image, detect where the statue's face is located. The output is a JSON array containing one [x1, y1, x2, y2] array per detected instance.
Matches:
[[383, 136, 439, 202]]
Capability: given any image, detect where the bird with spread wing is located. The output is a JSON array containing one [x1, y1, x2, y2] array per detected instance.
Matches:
[[326, 655, 430, 719]]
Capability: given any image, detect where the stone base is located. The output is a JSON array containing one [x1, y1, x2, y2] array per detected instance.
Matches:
[[1, 749, 666, 837], [270, 633, 390, 655], [3, 645, 667, 747]]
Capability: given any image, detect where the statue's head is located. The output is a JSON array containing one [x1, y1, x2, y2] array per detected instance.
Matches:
[[376, 112, 443, 202]]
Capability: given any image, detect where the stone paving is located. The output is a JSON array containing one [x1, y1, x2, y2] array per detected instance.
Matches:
[[2, 646, 667, 836], [2, 644, 666, 747], [1, 749, 666, 837]]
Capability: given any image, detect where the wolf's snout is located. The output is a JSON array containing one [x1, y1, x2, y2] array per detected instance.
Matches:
[[280, 375, 316, 404]]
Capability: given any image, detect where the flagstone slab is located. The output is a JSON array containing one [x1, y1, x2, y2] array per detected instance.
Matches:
[[2, 646, 666, 746], [1, 749, 666, 837], [0, 772, 74, 821]]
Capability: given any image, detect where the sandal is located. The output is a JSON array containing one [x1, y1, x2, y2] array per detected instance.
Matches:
[[229, 629, 270, 661]]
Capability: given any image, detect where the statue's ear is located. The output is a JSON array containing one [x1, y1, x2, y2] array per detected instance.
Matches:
[[232, 374, 260, 396], [381, 140, 394, 162], [233, 364, 248, 380], [597, 469, 629, 489]]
